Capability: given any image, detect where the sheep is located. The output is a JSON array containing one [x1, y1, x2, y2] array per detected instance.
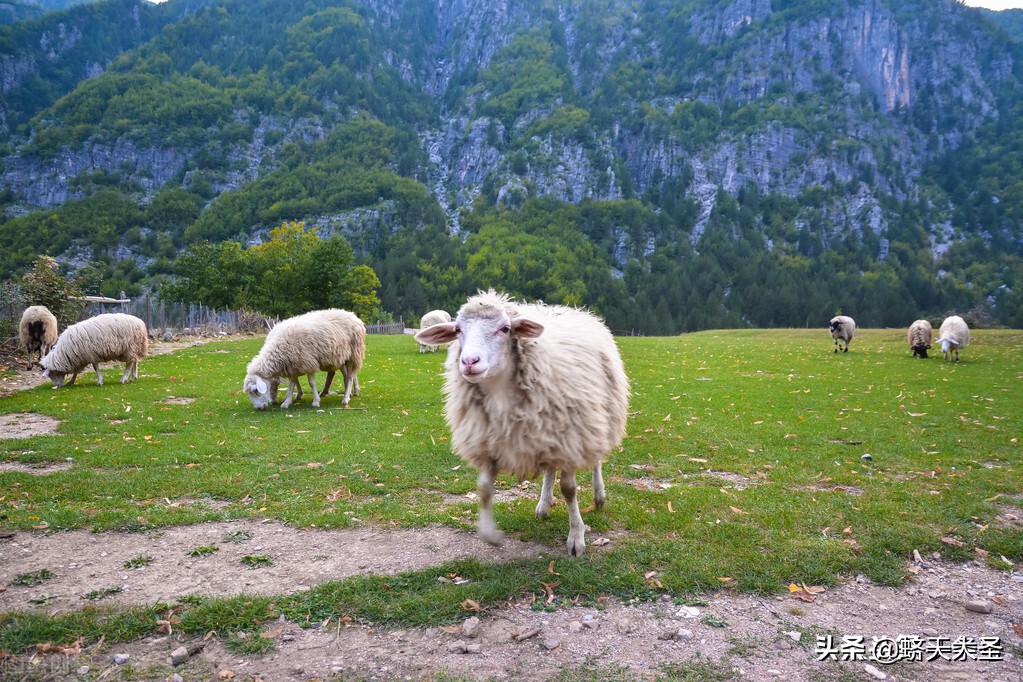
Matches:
[[936, 315, 970, 362], [907, 319, 933, 359], [39, 313, 148, 388], [418, 309, 452, 353], [415, 290, 629, 556], [243, 309, 365, 410], [829, 315, 856, 353], [19, 305, 58, 370]]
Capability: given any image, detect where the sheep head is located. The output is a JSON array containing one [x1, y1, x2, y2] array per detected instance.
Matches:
[[244, 374, 273, 410], [416, 298, 544, 384]]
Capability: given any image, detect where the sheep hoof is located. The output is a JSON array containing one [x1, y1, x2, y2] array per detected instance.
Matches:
[[567, 535, 586, 557], [594, 495, 606, 510], [535, 502, 551, 519], [478, 528, 505, 546]]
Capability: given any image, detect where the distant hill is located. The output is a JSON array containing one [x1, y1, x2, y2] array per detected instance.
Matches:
[[1, 0, 1021, 332]]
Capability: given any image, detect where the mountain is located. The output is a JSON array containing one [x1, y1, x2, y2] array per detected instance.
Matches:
[[1, 0, 1022, 333]]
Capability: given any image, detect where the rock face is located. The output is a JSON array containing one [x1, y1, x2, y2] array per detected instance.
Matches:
[[0, 0, 1016, 251]]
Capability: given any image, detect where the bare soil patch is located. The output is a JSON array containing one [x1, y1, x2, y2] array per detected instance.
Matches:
[[0, 412, 61, 440], [0, 522, 1019, 681]]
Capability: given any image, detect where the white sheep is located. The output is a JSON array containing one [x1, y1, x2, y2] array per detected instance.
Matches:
[[829, 315, 856, 353], [907, 319, 933, 359], [415, 290, 630, 556], [936, 315, 970, 362], [417, 309, 452, 353], [40, 313, 148, 387], [243, 309, 365, 409], [19, 305, 58, 370]]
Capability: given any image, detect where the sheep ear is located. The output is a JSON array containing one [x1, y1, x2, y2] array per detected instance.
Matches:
[[511, 318, 544, 338], [416, 322, 458, 345], [255, 377, 268, 395]]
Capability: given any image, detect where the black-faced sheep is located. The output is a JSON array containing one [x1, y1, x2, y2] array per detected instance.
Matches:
[[936, 315, 970, 362], [829, 315, 856, 353], [19, 305, 58, 370], [415, 290, 630, 556], [418, 309, 452, 353], [907, 319, 933, 359], [40, 313, 148, 387], [243, 309, 365, 409]]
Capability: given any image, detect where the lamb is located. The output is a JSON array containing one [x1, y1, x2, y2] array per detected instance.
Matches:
[[829, 315, 856, 353], [243, 309, 365, 409], [39, 313, 148, 387], [936, 315, 970, 362], [415, 290, 630, 556], [907, 319, 933, 359], [19, 305, 58, 370], [418, 309, 452, 353]]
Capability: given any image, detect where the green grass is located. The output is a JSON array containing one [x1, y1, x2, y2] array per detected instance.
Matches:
[[1, 329, 1021, 654]]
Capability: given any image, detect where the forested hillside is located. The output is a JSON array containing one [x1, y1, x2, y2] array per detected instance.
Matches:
[[2, 0, 1022, 332]]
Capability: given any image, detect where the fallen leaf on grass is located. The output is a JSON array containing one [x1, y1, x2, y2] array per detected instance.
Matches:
[[941, 536, 965, 547], [541, 580, 560, 605], [592, 537, 611, 546], [460, 599, 481, 611], [668, 501, 675, 513], [548, 561, 559, 576], [260, 628, 283, 639], [729, 506, 748, 515]]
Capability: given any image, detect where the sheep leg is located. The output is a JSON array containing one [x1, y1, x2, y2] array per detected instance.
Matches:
[[476, 462, 505, 546], [593, 462, 606, 510], [535, 471, 555, 518], [561, 469, 586, 556], [319, 370, 336, 397], [92, 363, 103, 386], [120, 360, 136, 384], [307, 373, 320, 408], [281, 379, 298, 408], [341, 368, 356, 406]]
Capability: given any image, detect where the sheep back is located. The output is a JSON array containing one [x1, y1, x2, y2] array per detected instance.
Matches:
[[245, 309, 366, 382], [441, 292, 629, 481], [40, 313, 148, 374], [907, 319, 933, 358], [19, 306, 59, 357], [936, 315, 970, 360]]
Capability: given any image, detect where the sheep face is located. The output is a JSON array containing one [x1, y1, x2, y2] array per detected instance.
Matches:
[[417, 313, 544, 384], [244, 374, 273, 410], [41, 368, 67, 388], [911, 343, 930, 359]]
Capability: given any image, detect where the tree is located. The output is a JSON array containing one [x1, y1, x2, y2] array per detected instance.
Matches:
[[20, 256, 90, 328]]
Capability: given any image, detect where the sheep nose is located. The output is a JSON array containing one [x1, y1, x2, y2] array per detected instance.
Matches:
[[461, 354, 480, 369]]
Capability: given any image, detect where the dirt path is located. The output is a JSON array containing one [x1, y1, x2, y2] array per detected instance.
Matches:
[[2, 341, 1022, 680]]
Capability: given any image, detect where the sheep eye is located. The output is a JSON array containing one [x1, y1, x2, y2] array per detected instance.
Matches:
[[500, 325, 510, 334]]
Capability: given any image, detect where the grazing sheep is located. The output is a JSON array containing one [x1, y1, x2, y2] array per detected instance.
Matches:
[[19, 305, 58, 370], [418, 309, 452, 353], [936, 315, 970, 362], [907, 319, 933, 359], [244, 309, 365, 409], [40, 313, 148, 387], [415, 290, 629, 556], [829, 315, 856, 353]]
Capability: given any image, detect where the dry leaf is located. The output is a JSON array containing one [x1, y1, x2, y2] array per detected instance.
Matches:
[[668, 501, 675, 513], [541, 580, 560, 605], [729, 506, 748, 515], [217, 671, 235, 680], [460, 599, 481, 611], [260, 628, 283, 639], [1014, 623, 1023, 639], [547, 561, 560, 576], [592, 537, 611, 546], [439, 625, 463, 634], [975, 547, 990, 558], [940, 536, 965, 547], [842, 527, 853, 535]]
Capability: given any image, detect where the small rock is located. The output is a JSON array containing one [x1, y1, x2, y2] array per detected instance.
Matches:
[[658, 630, 679, 641], [167, 675, 184, 682], [582, 619, 599, 630], [543, 638, 561, 650], [678, 605, 700, 618], [861, 453, 872, 461], [922, 628, 939, 637], [170, 646, 190, 666], [465, 643, 481, 654], [965, 600, 994, 614], [784, 630, 802, 642], [162, 331, 174, 342], [282, 634, 295, 642], [864, 663, 887, 680], [568, 621, 583, 633], [76, 666, 89, 676], [113, 653, 130, 665], [462, 616, 481, 638], [677, 628, 694, 640], [767, 671, 783, 677], [447, 641, 468, 654], [582, 614, 594, 622]]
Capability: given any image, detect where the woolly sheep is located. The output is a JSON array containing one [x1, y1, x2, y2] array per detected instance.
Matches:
[[907, 319, 933, 359], [418, 309, 452, 353], [936, 315, 970, 362], [40, 313, 148, 388], [19, 305, 58, 370], [415, 290, 630, 556], [243, 309, 365, 409], [829, 315, 856, 353]]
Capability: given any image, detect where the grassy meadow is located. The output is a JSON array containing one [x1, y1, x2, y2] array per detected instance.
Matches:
[[1, 327, 1022, 649]]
